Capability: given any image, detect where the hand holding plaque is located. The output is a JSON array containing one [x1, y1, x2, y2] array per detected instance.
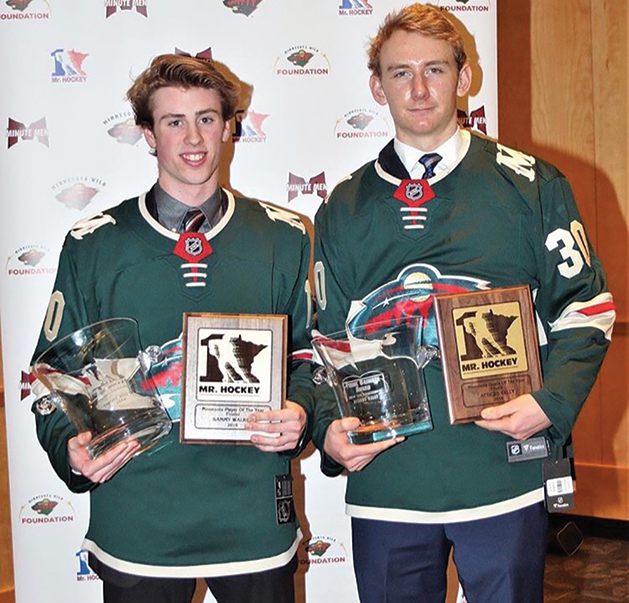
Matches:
[[434, 285, 542, 424]]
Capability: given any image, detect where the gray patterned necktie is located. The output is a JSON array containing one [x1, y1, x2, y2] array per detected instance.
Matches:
[[181, 209, 205, 233]]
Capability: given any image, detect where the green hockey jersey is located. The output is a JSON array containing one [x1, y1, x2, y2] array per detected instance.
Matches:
[[313, 132, 615, 523], [31, 188, 314, 577]]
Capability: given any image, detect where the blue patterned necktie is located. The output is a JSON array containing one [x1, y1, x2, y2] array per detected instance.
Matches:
[[418, 153, 442, 179], [181, 209, 205, 233]]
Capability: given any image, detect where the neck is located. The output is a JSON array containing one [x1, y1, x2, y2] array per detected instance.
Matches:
[[157, 178, 219, 208], [398, 119, 458, 153]]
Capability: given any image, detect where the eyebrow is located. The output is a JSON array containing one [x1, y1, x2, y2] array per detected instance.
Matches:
[[386, 59, 450, 73], [159, 108, 220, 121]]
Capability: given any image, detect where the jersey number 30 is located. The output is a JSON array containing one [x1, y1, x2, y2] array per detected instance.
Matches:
[[545, 220, 591, 279]]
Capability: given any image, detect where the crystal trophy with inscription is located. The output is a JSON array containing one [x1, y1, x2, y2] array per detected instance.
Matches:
[[313, 319, 438, 444], [33, 318, 172, 458]]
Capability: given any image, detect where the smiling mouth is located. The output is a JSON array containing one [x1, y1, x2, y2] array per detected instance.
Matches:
[[181, 152, 206, 163]]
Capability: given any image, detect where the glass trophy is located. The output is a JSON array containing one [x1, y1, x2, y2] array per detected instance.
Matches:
[[33, 318, 172, 459]]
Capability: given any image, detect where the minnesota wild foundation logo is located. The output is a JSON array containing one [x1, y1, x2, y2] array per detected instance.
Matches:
[[20, 494, 76, 525], [299, 536, 348, 567]]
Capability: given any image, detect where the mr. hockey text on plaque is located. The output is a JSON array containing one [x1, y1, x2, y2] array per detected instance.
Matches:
[[434, 286, 542, 424], [181, 313, 287, 443]]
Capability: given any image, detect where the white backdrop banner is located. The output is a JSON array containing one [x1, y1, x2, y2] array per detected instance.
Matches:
[[0, 1, 496, 602]]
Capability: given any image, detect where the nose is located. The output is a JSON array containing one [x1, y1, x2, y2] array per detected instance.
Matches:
[[185, 123, 202, 145], [410, 74, 429, 100]]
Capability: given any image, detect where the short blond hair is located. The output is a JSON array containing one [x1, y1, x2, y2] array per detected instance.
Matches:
[[368, 3, 467, 76]]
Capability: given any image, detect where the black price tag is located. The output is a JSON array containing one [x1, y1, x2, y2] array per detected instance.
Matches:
[[543, 458, 576, 513], [275, 474, 295, 525]]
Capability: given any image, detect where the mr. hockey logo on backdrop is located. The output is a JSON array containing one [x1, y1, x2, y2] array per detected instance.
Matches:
[[6, 117, 49, 149], [338, 0, 373, 16], [458, 106, 487, 135], [286, 172, 327, 203], [6, 245, 56, 277], [105, 0, 148, 18], [51, 48, 88, 83], [52, 176, 107, 210], [223, 0, 263, 16], [335, 109, 389, 140], [233, 109, 268, 143], [76, 549, 100, 582], [103, 111, 143, 145], [0, 0, 50, 20], [276, 46, 330, 77]]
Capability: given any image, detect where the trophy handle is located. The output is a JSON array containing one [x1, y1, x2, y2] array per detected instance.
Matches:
[[138, 345, 164, 373], [415, 345, 440, 369]]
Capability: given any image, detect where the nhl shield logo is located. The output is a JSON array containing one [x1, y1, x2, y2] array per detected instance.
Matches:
[[405, 182, 424, 201], [393, 178, 436, 208], [184, 235, 204, 257]]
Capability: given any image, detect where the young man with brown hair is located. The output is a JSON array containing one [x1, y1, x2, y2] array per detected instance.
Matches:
[[313, 4, 615, 603], [31, 54, 314, 603]]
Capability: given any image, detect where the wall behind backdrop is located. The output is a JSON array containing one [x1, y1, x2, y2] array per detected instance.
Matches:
[[0, 2, 497, 603]]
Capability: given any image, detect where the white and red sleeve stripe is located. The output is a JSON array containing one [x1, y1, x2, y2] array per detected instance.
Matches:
[[549, 292, 616, 341]]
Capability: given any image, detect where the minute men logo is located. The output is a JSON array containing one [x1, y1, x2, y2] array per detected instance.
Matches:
[[0, 0, 50, 20], [175, 46, 212, 61], [103, 111, 142, 145], [20, 370, 35, 400], [287, 172, 327, 203], [223, 0, 263, 16], [51, 48, 88, 83], [6, 117, 49, 149], [338, 0, 373, 16], [276, 46, 330, 77], [334, 108, 389, 140], [457, 106, 487, 135], [233, 109, 268, 143], [52, 177, 107, 210], [104, 0, 148, 18], [453, 300, 528, 379]]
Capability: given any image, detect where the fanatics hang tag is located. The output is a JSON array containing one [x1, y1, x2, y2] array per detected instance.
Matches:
[[543, 458, 576, 513], [506, 436, 550, 463], [393, 178, 435, 208], [275, 474, 295, 525]]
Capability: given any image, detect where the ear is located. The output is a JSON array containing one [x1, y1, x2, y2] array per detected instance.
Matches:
[[221, 119, 230, 143], [143, 126, 157, 150], [457, 64, 472, 98], [369, 73, 388, 106]]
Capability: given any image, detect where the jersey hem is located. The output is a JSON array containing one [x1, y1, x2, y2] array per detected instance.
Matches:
[[346, 488, 544, 524], [82, 528, 302, 578]]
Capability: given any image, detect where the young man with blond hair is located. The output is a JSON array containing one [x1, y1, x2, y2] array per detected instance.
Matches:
[[31, 54, 314, 603], [313, 4, 615, 602]]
